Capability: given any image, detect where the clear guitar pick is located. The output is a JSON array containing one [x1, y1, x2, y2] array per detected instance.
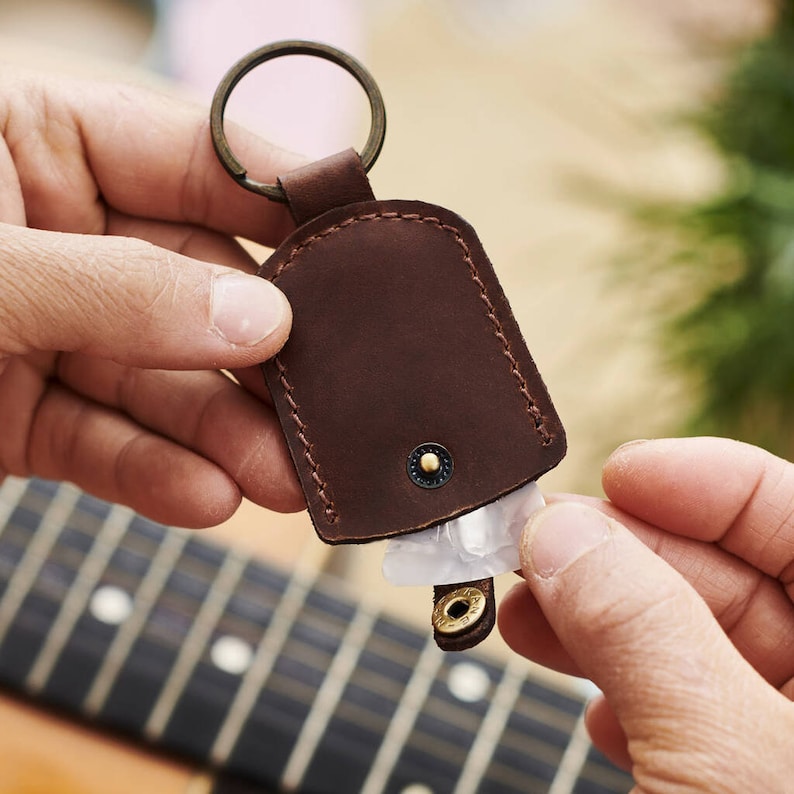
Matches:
[[382, 482, 545, 586]]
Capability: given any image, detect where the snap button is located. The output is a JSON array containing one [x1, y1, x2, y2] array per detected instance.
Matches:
[[407, 443, 453, 489], [432, 586, 487, 635]]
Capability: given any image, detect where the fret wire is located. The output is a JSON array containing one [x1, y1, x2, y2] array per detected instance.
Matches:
[[479, 754, 555, 793], [359, 637, 444, 794], [0, 483, 82, 648], [32, 533, 284, 647], [576, 754, 632, 792], [135, 556, 285, 645], [380, 688, 570, 790], [343, 666, 405, 707], [547, 710, 592, 794], [270, 600, 349, 657], [9, 478, 376, 676], [270, 640, 334, 706], [3, 513, 318, 668], [25, 503, 134, 693], [217, 577, 292, 631], [327, 694, 394, 743], [0, 481, 607, 790], [280, 604, 378, 791], [350, 664, 490, 757], [364, 629, 426, 671], [0, 477, 28, 543], [499, 715, 580, 758], [0, 530, 33, 580], [506, 689, 584, 736], [261, 667, 323, 713], [489, 729, 577, 787], [452, 657, 527, 794], [144, 549, 249, 741], [281, 609, 371, 678], [83, 529, 190, 716], [489, 692, 584, 785], [291, 598, 351, 642], [209, 560, 318, 766], [419, 681, 492, 733], [396, 721, 477, 769]]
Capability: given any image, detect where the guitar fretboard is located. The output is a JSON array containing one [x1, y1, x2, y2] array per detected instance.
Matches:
[[0, 477, 633, 793]]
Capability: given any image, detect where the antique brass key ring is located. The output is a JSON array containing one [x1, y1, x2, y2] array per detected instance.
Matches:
[[210, 40, 387, 202]]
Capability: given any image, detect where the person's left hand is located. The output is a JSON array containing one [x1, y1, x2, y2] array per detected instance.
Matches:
[[498, 438, 794, 790], [0, 64, 306, 527]]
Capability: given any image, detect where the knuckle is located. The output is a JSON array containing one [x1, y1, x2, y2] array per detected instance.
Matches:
[[560, 554, 708, 674], [581, 574, 686, 643]]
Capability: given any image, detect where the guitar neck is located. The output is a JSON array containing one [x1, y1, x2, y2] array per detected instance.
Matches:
[[0, 476, 632, 794]]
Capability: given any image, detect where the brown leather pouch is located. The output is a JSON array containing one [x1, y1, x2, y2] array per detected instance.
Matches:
[[259, 149, 566, 649]]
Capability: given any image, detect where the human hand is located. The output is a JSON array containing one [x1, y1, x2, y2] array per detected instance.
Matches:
[[498, 437, 794, 792], [0, 63, 306, 527]]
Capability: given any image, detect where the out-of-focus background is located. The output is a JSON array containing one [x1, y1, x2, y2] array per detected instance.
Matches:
[[0, 0, 779, 656], [3, 1, 791, 792]]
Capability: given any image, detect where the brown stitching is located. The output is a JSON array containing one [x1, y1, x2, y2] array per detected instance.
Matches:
[[275, 356, 338, 523], [435, 219, 554, 446], [274, 211, 553, 450]]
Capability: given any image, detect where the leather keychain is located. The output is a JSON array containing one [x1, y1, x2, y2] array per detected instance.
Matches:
[[210, 41, 566, 651]]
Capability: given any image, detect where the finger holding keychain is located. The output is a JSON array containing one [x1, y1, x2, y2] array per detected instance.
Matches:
[[0, 63, 304, 527]]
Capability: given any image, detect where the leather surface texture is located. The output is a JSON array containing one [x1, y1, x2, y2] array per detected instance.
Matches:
[[259, 197, 566, 545]]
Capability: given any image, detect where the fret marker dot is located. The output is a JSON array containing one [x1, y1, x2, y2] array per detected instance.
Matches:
[[401, 785, 433, 794], [447, 661, 491, 703], [210, 635, 254, 675], [89, 585, 133, 625]]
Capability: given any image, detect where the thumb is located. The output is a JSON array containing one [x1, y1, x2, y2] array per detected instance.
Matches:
[[0, 224, 291, 369], [519, 501, 793, 792]]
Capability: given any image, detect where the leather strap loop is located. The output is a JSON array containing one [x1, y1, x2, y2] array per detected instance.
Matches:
[[278, 148, 375, 226]]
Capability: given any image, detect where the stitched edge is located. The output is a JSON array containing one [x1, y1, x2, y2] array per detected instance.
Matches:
[[274, 210, 554, 524], [275, 356, 338, 524]]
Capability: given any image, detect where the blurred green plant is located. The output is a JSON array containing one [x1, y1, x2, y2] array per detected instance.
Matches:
[[629, 2, 794, 456]]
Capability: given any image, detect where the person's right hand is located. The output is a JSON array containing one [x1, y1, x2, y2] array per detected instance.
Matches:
[[0, 63, 305, 527], [499, 437, 794, 792]]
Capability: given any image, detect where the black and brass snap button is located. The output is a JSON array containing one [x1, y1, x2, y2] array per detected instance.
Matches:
[[407, 443, 453, 489]]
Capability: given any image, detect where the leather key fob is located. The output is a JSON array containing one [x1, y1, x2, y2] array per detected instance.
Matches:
[[258, 149, 566, 650]]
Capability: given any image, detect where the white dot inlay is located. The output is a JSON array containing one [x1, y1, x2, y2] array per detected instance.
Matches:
[[89, 585, 133, 625], [210, 635, 254, 675], [400, 785, 433, 794], [447, 661, 491, 703]]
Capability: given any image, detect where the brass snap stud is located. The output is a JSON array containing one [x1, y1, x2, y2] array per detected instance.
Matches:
[[407, 443, 453, 489], [432, 586, 486, 636]]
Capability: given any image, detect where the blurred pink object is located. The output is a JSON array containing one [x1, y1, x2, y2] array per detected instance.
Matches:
[[160, 0, 366, 159]]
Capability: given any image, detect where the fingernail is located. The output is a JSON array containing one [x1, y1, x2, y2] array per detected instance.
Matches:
[[522, 502, 612, 579], [604, 439, 652, 477], [211, 274, 289, 346], [614, 438, 650, 453]]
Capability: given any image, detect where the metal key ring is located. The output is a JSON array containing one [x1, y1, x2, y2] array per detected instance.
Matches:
[[210, 40, 386, 202]]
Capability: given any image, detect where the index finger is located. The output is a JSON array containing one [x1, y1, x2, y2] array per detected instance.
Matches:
[[5, 65, 304, 245], [602, 437, 794, 580], [92, 87, 305, 244]]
